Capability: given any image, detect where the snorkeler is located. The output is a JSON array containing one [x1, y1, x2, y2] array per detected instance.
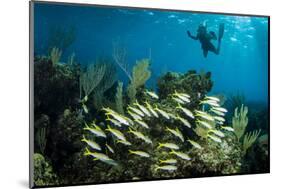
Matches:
[[187, 22, 224, 58]]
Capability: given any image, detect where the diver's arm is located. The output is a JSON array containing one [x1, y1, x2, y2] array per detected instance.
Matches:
[[187, 31, 198, 40]]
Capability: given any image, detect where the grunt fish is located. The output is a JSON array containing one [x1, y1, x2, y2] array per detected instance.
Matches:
[[84, 123, 106, 138], [166, 127, 184, 142], [157, 142, 180, 150], [106, 125, 127, 141], [81, 136, 101, 151], [129, 150, 150, 158], [145, 90, 159, 99]]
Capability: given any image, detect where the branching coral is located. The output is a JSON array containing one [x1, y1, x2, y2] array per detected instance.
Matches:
[[242, 129, 261, 155], [112, 42, 132, 81], [49, 47, 62, 66], [232, 104, 248, 141], [79, 63, 106, 99], [115, 82, 124, 114], [36, 127, 47, 155], [127, 59, 151, 103], [67, 53, 76, 65]]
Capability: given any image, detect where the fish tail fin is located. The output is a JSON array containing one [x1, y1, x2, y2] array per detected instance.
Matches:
[[154, 165, 160, 171], [157, 143, 162, 149], [81, 135, 87, 142], [105, 125, 111, 131], [176, 103, 182, 109], [83, 122, 90, 130], [128, 127, 133, 133], [84, 147, 91, 156]]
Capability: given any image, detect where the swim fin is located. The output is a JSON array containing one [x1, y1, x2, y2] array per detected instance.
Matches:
[[218, 23, 224, 41]]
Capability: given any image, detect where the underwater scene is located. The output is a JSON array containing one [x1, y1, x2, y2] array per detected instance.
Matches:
[[32, 2, 269, 187]]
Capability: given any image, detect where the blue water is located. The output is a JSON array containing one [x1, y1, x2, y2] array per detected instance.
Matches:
[[34, 3, 269, 104]]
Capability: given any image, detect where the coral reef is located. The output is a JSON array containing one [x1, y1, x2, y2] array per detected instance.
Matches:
[[81, 86, 241, 181], [34, 153, 59, 186], [33, 52, 268, 186]]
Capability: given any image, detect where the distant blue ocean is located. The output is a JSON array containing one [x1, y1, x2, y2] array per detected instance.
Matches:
[[34, 3, 268, 105]]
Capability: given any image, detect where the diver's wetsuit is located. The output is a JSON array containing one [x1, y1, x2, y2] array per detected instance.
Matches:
[[187, 24, 223, 58]]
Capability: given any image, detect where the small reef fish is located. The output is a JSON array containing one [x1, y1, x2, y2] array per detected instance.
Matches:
[[176, 95, 190, 103], [176, 115, 191, 128], [176, 104, 194, 119], [84, 123, 106, 138], [213, 116, 225, 123], [145, 102, 159, 118], [129, 150, 150, 158], [221, 126, 235, 132], [207, 134, 222, 143], [205, 96, 220, 102], [168, 113, 177, 120], [170, 150, 191, 160], [81, 136, 101, 151], [117, 139, 132, 146], [200, 100, 219, 107], [105, 143, 115, 153], [106, 117, 122, 127], [128, 106, 145, 117], [209, 129, 225, 138], [127, 110, 143, 121], [106, 125, 127, 141], [105, 112, 130, 126], [166, 126, 184, 142], [134, 101, 151, 117], [210, 108, 225, 116], [187, 139, 202, 149], [154, 106, 170, 119], [195, 110, 215, 121], [84, 148, 118, 166], [134, 119, 149, 129], [177, 92, 190, 98], [173, 91, 191, 102], [155, 165, 177, 171], [172, 97, 185, 104], [196, 120, 212, 129], [159, 159, 177, 164], [145, 90, 159, 99], [103, 107, 132, 126], [212, 107, 228, 113], [157, 142, 180, 150], [128, 128, 152, 144]]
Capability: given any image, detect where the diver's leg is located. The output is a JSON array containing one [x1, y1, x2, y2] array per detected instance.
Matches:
[[203, 50, 208, 57], [208, 43, 219, 55], [216, 40, 221, 54]]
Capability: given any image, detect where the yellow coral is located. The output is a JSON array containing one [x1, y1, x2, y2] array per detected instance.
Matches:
[[127, 59, 151, 103], [232, 104, 248, 141]]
